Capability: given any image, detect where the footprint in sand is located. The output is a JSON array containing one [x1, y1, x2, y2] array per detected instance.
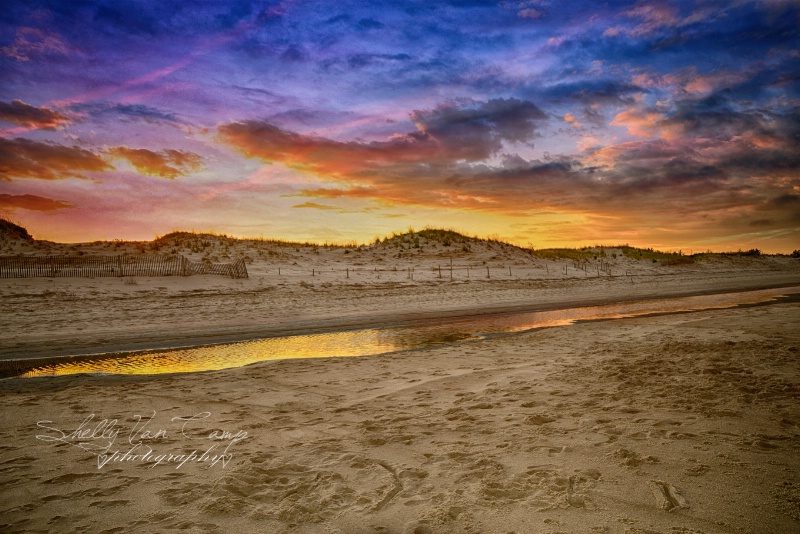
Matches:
[[647, 480, 689, 511]]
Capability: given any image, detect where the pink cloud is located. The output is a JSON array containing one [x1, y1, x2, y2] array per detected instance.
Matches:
[[0, 27, 70, 62], [610, 106, 665, 137]]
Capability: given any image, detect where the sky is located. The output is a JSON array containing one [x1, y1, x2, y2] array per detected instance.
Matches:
[[0, 0, 799, 252]]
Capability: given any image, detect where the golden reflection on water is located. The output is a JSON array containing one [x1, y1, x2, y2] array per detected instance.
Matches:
[[20, 287, 799, 378], [22, 330, 398, 377]]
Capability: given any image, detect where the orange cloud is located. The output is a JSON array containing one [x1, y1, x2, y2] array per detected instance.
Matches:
[[0, 100, 68, 129], [611, 106, 664, 137], [0, 193, 73, 211], [292, 202, 338, 210], [0, 137, 112, 180], [563, 113, 583, 127], [107, 147, 203, 179], [218, 120, 436, 176], [216, 98, 799, 240], [218, 99, 547, 180]]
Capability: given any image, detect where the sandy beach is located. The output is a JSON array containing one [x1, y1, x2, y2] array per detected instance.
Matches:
[[3, 0, 799, 531], [1, 233, 800, 533]]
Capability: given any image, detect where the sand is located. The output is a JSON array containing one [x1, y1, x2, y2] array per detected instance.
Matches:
[[1, 235, 800, 532]]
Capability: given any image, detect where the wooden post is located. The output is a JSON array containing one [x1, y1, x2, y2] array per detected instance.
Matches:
[[508, 266, 511, 276], [346, 267, 349, 279], [487, 266, 490, 279], [438, 265, 441, 278]]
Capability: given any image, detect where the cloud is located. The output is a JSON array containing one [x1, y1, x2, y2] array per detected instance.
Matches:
[[218, 98, 548, 175], [534, 80, 643, 107], [630, 68, 753, 97], [0, 27, 70, 61], [0, 193, 73, 211], [563, 113, 583, 127], [107, 147, 204, 179], [0, 100, 69, 129], [518, 8, 544, 19], [619, 3, 681, 36], [292, 202, 338, 210], [587, 139, 692, 165], [656, 99, 800, 145], [67, 102, 181, 124], [226, 109, 796, 227], [606, 2, 717, 38], [410, 98, 547, 157], [219, 96, 776, 217], [346, 53, 412, 68], [0, 138, 112, 180], [218, 121, 423, 176], [611, 106, 665, 137]]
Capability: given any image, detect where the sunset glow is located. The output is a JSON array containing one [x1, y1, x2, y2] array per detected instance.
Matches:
[[1, 1, 798, 251]]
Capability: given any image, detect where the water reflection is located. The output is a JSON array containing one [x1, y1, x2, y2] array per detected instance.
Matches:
[[18, 286, 799, 378]]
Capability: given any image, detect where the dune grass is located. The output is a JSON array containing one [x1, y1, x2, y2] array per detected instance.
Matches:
[[0, 217, 787, 261]]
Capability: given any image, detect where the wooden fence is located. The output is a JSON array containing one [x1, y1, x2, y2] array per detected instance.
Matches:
[[187, 258, 248, 278], [0, 254, 248, 279]]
